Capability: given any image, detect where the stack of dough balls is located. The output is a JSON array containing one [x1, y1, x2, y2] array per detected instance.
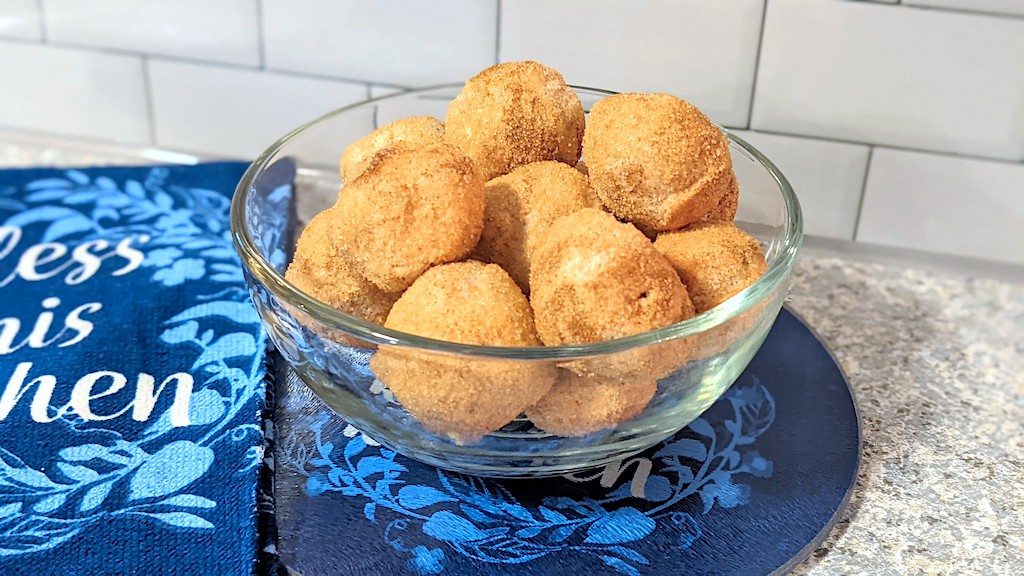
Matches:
[[285, 61, 768, 442]]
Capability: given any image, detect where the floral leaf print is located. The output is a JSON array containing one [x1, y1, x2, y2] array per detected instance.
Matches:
[[128, 442, 215, 501], [283, 374, 778, 575], [583, 508, 654, 544], [0, 163, 271, 562]]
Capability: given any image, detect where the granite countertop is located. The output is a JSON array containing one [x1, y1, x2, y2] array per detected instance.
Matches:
[[2, 133, 1022, 575], [787, 255, 1023, 575]]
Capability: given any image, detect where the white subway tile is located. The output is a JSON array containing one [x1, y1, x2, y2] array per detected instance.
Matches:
[[369, 85, 405, 99], [904, 0, 1024, 17], [0, 0, 40, 39], [858, 148, 1024, 265], [752, 0, 1024, 161], [149, 60, 368, 162], [732, 130, 869, 240], [263, 0, 497, 86], [0, 42, 148, 143], [44, 0, 260, 66], [500, 0, 764, 127], [375, 88, 459, 129]]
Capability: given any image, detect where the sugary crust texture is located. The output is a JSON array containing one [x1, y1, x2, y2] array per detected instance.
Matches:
[[369, 261, 556, 442], [583, 93, 733, 231], [445, 61, 585, 180], [339, 116, 445, 184], [527, 371, 657, 437], [285, 207, 399, 326], [335, 143, 485, 292], [654, 221, 767, 313], [702, 170, 739, 222], [471, 161, 600, 292], [530, 208, 694, 346]]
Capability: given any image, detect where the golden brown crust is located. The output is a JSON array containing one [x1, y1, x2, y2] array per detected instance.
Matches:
[[701, 169, 739, 222], [470, 161, 600, 292], [370, 261, 556, 442], [339, 116, 445, 184], [654, 221, 767, 313], [527, 371, 656, 437], [583, 93, 733, 231], [530, 208, 694, 346], [382, 261, 542, 347], [285, 207, 400, 325], [445, 61, 585, 180], [334, 143, 485, 292]]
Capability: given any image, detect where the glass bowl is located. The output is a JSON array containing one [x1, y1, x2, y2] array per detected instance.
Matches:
[[231, 86, 802, 478]]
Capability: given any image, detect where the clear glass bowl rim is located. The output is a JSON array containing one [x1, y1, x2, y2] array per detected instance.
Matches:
[[230, 84, 803, 360]]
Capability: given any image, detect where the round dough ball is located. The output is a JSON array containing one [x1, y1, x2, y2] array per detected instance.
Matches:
[[285, 207, 399, 325], [470, 161, 600, 292], [339, 116, 444, 184], [445, 61, 585, 180], [370, 261, 556, 442], [654, 221, 767, 314], [530, 208, 694, 345], [583, 93, 733, 231], [527, 371, 657, 437], [335, 143, 485, 292]]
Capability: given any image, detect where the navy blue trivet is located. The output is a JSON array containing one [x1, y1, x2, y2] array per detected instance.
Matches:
[[269, 308, 860, 576]]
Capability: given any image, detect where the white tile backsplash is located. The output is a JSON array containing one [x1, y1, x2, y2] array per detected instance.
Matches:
[[43, 0, 260, 66], [500, 0, 764, 128], [858, 148, 1024, 265], [0, 0, 40, 40], [263, 0, 497, 86], [904, 0, 1024, 17], [753, 0, 1024, 161], [148, 60, 367, 161], [1, 0, 1023, 267], [369, 85, 405, 99], [733, 130, 870, 240], [0, 41, 149, 143]]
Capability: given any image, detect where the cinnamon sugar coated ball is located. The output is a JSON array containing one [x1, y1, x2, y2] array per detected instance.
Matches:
[[284, 207, 399, 326], [334, 143, 485, 292], [339, 116, 444, 183], [471, 161, 600, 292], [583, 93, 733, 231], [527, 372, 657, 437], [530, 208, 694, 346], [654, 221, 767, 313], [370, 262, 556, 442], [445, 61, 585, 180]]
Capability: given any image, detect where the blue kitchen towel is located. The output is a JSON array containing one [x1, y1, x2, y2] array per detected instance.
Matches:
[[0, 161, 293, 575]]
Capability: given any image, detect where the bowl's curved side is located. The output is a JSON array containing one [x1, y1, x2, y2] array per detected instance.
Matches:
[[230, 85, 802, 476]]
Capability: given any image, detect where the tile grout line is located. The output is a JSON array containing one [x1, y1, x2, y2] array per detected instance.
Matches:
[[0, 35, 387, 89], [744, 0, 770, 130], [898, 2, 1024, 21], [140, 56, 158, 146], [851, 146, 874, 241], [255, 0, 267, 69], [494, 0, 502, 64], [35, 0, 47, 42], [743, 126, 1024, 166]]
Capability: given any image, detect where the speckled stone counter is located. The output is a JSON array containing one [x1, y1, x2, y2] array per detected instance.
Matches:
[[3, 133, 1022, 575], [787, 256, 1024, 575]]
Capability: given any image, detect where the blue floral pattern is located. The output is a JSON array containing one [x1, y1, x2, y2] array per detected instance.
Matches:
[[0, 165, 286, 562], [280, 377, 776, 575]]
